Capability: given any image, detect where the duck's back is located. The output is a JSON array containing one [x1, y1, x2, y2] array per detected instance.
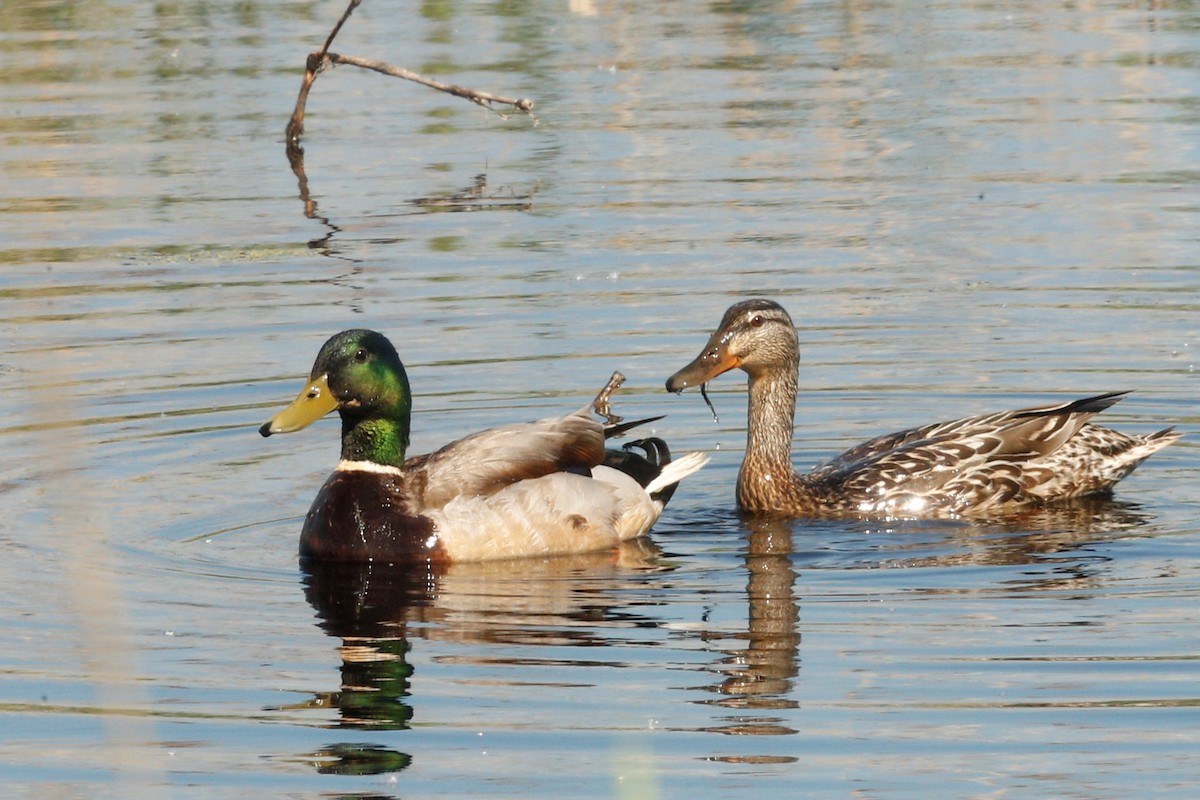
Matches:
[[799, 393, 1179, 517]]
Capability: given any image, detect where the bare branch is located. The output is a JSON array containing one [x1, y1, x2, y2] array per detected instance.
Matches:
[[320, 0, 362, 56], [285, 0, 535, 155], [285, 0, 363, 150], [327, 53, 535, 113]]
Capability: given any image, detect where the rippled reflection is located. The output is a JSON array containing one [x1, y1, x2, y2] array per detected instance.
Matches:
[[696, 518, 800, 743], [287, 540, 669, 775], [838, 496, 1162, 591], [3, 0, 1196, 794]]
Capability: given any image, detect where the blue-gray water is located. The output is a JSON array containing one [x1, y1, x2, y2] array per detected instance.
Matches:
[[1, 1, 1197, 797]]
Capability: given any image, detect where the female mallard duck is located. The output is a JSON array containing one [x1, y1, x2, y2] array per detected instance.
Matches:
[[666, 298, 1179, 518], [260, 329, 707, 563]]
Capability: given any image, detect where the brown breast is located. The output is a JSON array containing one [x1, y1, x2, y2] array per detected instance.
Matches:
[[299, 469, 449, 564]]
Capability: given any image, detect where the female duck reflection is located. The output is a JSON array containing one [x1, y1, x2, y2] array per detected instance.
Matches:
[[695, 517, 802, 741], [687, 501, 1155, 750]]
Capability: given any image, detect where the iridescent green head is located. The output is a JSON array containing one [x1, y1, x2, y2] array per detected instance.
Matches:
[[260, 329, 412, 467]]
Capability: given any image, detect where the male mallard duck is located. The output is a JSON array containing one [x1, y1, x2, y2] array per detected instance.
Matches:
[[666, 298, 1179, 518], [261, 329, 708, 563]]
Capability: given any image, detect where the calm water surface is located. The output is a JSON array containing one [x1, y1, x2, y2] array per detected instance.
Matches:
[[1, 1, 1198, 797]]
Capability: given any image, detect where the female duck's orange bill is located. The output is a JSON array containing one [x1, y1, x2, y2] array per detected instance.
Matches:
[[665, 342, 741, 392]]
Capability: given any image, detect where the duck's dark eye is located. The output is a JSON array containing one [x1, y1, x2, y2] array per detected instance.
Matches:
[[353, 348, 369, 363], [750, 315, 764, 328]]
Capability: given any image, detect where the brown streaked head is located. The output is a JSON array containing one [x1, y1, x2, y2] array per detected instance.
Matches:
[[665, 298, 799, 393]]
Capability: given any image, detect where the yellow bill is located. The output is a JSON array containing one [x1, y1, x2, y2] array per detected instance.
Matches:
[[259, 373, 339, 437]]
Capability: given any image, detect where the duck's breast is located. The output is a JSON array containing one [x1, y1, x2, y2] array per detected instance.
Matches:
[[300, 467, 445, 563]]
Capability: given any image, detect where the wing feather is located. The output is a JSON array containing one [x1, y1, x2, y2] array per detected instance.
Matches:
[[411, 407, 606, 508], [810, 392, 1139, 511]]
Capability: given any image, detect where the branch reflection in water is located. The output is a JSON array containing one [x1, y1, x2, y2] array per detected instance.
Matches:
[[286, 138, 533, 260]]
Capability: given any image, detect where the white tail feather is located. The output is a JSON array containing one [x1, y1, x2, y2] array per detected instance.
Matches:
[[645, 451, 709, 496]]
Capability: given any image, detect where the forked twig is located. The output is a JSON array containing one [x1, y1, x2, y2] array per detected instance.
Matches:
[[285, 0, 535, 155], [285, 0, 361, 151]]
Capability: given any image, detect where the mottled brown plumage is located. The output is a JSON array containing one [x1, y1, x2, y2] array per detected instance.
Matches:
[[667, 299, 1179, 518]]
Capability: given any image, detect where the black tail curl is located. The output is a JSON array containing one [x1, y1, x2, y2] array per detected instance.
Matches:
[[600, 437, 682, 504]]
